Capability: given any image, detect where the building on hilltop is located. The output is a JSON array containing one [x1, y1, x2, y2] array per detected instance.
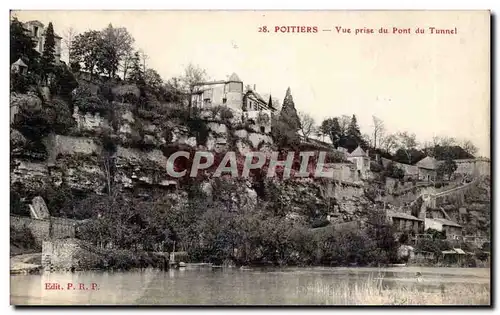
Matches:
[[22, 20, 62, 63], [191, 73, 276, 113], [340, 146, 370, 179], [190, 72, 277, 133], [191, 73, 244, 111], [416, 156, 439, 181], [415, 155, 490, 182], [11, 58, 28, 74]]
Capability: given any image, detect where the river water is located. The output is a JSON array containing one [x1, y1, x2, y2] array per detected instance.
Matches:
[[11, 266, 490, 305]]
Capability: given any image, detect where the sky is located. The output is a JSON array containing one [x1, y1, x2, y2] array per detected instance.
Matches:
[[12, 10, 491, 157]]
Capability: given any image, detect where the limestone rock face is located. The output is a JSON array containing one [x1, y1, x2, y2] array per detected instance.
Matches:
[[30, 196, 50, 219]]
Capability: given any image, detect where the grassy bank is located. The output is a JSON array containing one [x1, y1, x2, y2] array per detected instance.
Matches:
[[307, 277, 490, 305], [351, 282, 490, 305]]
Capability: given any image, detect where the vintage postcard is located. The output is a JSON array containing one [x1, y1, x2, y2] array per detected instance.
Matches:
[[9, 10, 490, 306]]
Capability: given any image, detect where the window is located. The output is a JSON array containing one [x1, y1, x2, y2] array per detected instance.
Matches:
[[204, 98, 211, 107], [33, 26, 39, 37], [248, 101, 252, 110], [260, 126, 266, 133], [223, 98, 227, 104]]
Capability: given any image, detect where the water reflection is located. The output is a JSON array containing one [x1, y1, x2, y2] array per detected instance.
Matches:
[[11, 267, 490, 305]]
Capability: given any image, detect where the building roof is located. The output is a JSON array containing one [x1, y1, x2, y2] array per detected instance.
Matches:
[[228, 72, 241, 82], [431, 218, 462, 228], [12, 58, 27, 68], [416, 156, 439, 170], [192, 80, 226, 86], [387, 210, 423, 221], [349, 146, 368, 157], [245, 90, 267, 105], [23, 20, 62, 39]]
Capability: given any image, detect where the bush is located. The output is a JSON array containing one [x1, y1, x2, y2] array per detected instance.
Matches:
[[187, 117, 209, 146], [45, 98, 75, 134], [106, 249, 139, 270], [384, 162, 405, 179], [10, 226, 38, 250], [311, 217, 330, 228], [50, 64, 79, 101], [72, 86, 109, 115], [162, 103, 190, 121], [256, 112, 270, 125], [10, 72, 37, 93], [10, 184, 29, 216], [220, 107, 234, 121], [12, 93, 52, 139], [111, 84, 141, 104], [370, 161, 383, 173]]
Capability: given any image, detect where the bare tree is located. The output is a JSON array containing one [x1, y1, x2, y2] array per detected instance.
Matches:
[[362, 133, 372, 148], [460, 139, 478, 156], [298, 111, 316, 141], [121, 50, 134, 80], [372, 115, 385, 149], [138, 49, 149, 72], [432, 136, 457, 147], [181, 63, 208, 111], [338, 115, 351, 135], [397, 131, 418, 164], [62, 27, 78, 64], [380, 133, 398, 154]]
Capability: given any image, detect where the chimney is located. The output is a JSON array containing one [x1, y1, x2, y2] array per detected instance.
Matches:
[[253, 84, 256, 91]]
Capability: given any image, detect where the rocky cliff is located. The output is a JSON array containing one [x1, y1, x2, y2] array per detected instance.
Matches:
[[10, 88, 373, 227]]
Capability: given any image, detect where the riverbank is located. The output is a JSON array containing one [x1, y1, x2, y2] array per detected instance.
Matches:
[[10, 266, 490, 305], [10, 253, 42, 275]]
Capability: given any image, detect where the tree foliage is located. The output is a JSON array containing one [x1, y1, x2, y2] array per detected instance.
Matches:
[[272, 87, 301, 148], [10, 17, 40, 66], [41, 22, 56, 79], [437, 158, 458, 180], [298, 111, 315, 140], [71, 30, 102, 76]]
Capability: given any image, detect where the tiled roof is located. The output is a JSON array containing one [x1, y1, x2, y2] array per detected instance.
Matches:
[[416, 156, 439, 170], [228, 72, 241, 82], [431, 218, 462, 228], [349, 146, 367, 157], [246, 90, 267, 104], [12, 58, 27, 67], [387, 210, 423, 221]]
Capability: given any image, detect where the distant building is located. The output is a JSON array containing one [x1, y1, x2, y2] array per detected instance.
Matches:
[[191, 73, 277, 112], [387, 210, 425, 234], [191, 73, 277, 133], [345, 146, 370, 179], [11, 58, 28, 74], [416, 156, 439, 181], [425, 218, 463, 240], [22, 20, 62, 63]]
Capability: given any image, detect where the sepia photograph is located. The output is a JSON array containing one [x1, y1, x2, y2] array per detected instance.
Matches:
[[9, 10, 491, 306]]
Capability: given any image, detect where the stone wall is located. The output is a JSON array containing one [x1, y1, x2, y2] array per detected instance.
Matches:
[[324, 163, 358, 183], [10, 215, 77, 246], [42, 238, 106, 271], [454, 158, 491, 177], [43, 134, 101, 164]]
